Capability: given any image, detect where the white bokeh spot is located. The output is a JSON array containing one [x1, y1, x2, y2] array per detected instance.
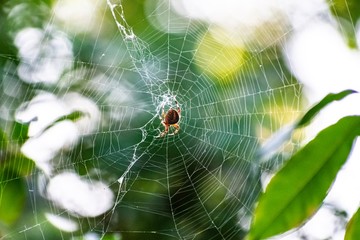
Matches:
[[47, 172, 114, 218]]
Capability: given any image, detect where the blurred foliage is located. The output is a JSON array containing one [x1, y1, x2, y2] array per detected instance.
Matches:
[[0, 0, 301, 239], [0, 0, 358, 239], [0, 170, 26, 226], [329, 0, 360, 21], [328, 0, 360, 48]]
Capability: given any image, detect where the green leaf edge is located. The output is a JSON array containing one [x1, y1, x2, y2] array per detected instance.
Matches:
[[249, 115, 360, 240], [345, 207, 360, 240], [258, 90, 356, 159], [297, 89, 356, 127]]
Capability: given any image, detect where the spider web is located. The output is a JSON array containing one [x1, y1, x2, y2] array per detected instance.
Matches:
[[1, 0, 350, 239]]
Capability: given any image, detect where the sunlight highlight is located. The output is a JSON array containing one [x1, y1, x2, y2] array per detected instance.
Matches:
[[172, 0, 290, 50], [46, 172, 114, 217], [45, 213, 79, 232], [14, 28, 73, 85], [53, 0, 101, 34], [194, 32, 245, 81]]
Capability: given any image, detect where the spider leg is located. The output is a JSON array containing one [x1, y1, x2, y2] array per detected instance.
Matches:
[[172, 123, 180, 135], [174, 99, 180, 114], [160, 122, 169, 137], [160, 103, 166, 120]]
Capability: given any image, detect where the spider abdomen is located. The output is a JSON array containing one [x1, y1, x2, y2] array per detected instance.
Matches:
[[165, 109, 179, 124]]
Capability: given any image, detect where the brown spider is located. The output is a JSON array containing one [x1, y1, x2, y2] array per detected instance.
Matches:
[[160, 99, 181, 137]]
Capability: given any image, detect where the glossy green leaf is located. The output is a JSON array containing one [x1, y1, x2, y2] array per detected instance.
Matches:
[[248, 116, 360, 240], [297, 89, 356, 127], [345, 208, 360, 240], [0, 170, 26, 225]]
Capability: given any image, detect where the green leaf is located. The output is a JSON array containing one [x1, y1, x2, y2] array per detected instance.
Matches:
[[345, 208, 360, 240], [0, 170, 26, 225], [297, 89, 356, 127], [248, 116, 360, 240]]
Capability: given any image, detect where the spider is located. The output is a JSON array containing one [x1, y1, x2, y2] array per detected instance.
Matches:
[[160, 98, 181, 137]]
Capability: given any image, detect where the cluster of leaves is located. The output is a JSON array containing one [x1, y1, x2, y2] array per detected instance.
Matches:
[[248, 90, 360, 239]]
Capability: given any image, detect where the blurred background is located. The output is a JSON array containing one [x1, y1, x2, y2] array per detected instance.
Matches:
[[0, 0, 360, 239]]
